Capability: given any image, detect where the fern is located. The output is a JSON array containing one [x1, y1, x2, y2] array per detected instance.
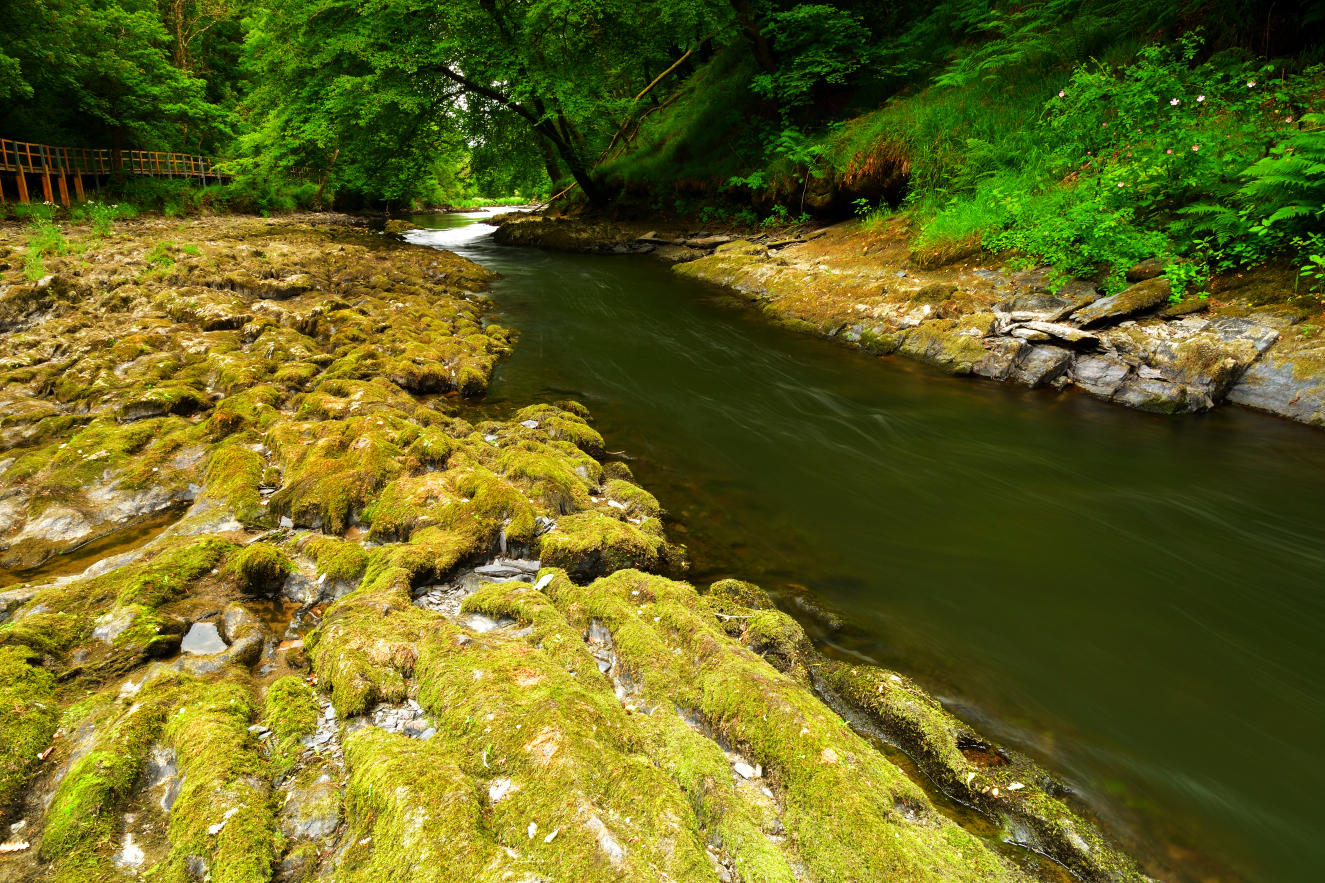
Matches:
[[1239, 113, 1325, 233]]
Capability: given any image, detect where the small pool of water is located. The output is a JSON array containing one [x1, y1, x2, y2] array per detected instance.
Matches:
[[409, 210, 1325, 882], [180, 621, 226, 655]]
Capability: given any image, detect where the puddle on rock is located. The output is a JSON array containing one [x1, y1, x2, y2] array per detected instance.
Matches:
[[180, 621, 227, 655], [0, 505, 187, 588]]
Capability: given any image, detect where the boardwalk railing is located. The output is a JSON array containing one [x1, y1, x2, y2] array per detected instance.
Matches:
[[0, 138, 224, 206]]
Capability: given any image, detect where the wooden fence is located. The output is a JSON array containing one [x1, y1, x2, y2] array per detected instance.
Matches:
[[0, 138, 224, 206]]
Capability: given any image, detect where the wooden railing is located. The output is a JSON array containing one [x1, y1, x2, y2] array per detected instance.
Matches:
[[0, 138, 224, 206]]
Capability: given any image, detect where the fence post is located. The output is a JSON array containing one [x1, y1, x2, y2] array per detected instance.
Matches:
[[40, 144, 53, 204]]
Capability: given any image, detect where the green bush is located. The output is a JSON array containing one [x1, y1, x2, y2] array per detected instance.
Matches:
[[23, 216, 67, 281]]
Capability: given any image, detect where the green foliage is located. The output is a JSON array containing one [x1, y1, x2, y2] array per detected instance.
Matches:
[[751, 4, 873, 108], [0, 0, 240, 151], [144, 241, 176, 270], [23, 215, 67, 280], [72, 200, 130, 237]]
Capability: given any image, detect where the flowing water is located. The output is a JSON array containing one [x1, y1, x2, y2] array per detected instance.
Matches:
[[408, 210, 1325, 882]]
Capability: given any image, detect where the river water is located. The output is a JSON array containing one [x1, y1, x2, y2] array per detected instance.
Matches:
[[408, 209, 1325, 882]]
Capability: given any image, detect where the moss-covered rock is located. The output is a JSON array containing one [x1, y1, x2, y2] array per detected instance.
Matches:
[[225, 542, 293, 596], [0, 645, 57, 818], [263, 675, 321, 777]]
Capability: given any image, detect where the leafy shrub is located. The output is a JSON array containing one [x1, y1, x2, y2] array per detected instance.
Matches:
[[23, 216, 67, 280], [72, 201, 130, 237]]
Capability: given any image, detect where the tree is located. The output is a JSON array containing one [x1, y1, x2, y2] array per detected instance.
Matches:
[[241, 0, 732, 203], [0, 0, 238, 151]]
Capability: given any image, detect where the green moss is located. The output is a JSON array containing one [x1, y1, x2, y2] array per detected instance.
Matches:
[[225, 542, 293, 595], [41, 674, 184, 874], [409, 592, 714, 880], [338, 729, 496, 881], [541, 569, 1020, 881], [302, 535, 369, 582], [603, 478, 662, 518], [513, 404, 605, 456], [497, 441, 598, 514], [268, 416, 406, 533], [262, 675, 320, 777], [207, 384, 282, 438], [539, 512, 672, 582], [203, 442, 268, 526], [0, 645, 57, 817], [897, 319, 990, 375], [305, 572, 422, 716], [160, 677, 278, 883]]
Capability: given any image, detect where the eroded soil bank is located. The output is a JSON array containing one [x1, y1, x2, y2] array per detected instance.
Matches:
[[0, 215, 1145, 881], [492, 213, 1325, 430]]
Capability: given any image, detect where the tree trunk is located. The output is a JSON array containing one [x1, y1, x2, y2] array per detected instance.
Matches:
[[434, 63, 610, 204], [728, 0, 776, 72]]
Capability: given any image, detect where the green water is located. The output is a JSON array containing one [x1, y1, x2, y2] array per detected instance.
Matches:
[[410, 210, 1325, 882]]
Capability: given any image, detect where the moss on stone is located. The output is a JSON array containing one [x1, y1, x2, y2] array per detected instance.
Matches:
[[817, 657, 1144, 881], [40, 674, 184, 875], [0, 645, 57, 818], [513, 403, 605, 456], [301, 535, 369, 582], [603, 478, 662, 518], [225, 542, 293, 596], [540, 569, 1021, 881], [160, 677, 278, 883], [267, 416, 407, 534], [539, 512, 671, 582], [898, 319, 991, 375], [263, 675, 320, 777], [204, 441, 268, 526], [0, 536, 230, 670]]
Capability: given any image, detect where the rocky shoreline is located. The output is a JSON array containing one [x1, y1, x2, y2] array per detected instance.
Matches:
[[492, 213, 1325, 430], [1, 214, 1147, 881]]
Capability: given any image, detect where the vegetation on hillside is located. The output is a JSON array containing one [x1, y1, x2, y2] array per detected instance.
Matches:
[[2, 0, 1323, 287]]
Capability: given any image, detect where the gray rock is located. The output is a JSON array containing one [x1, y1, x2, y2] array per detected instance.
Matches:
[[92, 606, 139, 645], [1071, 278, 1171, 327], [1011, 346, 1073, 388], [1114, 377, 1212, 414], [971, 338, 1027, 381], [0, 586, 38, 625], [1209, 317, 1280, 353], [1227, 341, 1325, 426], [1071, 354, 1133, 398], [1125, 258, 1165, 282], [1010, 326, 1051, 342], [1018, 321, 1099, 346], [686, 235, 735, 249]]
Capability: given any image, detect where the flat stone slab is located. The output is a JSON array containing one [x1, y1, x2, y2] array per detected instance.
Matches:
[[1071, 278, 1171, 327]]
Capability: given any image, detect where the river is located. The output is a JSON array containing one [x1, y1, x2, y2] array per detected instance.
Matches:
[[408, 209, 1325, 882]]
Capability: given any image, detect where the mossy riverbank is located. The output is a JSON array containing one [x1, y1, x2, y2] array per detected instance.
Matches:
[[2, 214, 1143, 881]]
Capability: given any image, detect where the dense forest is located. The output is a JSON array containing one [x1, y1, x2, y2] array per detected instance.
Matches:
[[3, 0, 1325, 291]]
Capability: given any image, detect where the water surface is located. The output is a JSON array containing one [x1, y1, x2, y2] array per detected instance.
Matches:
[[409, 210, 1325, 882]]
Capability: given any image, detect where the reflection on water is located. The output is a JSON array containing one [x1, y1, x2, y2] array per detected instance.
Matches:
[[409, 210, 1325, 882], [181, 621, 226, 655]]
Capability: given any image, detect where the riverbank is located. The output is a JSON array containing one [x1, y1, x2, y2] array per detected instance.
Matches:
[[492, 212, 1325, 430], [0, 214, 1147, 880]]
